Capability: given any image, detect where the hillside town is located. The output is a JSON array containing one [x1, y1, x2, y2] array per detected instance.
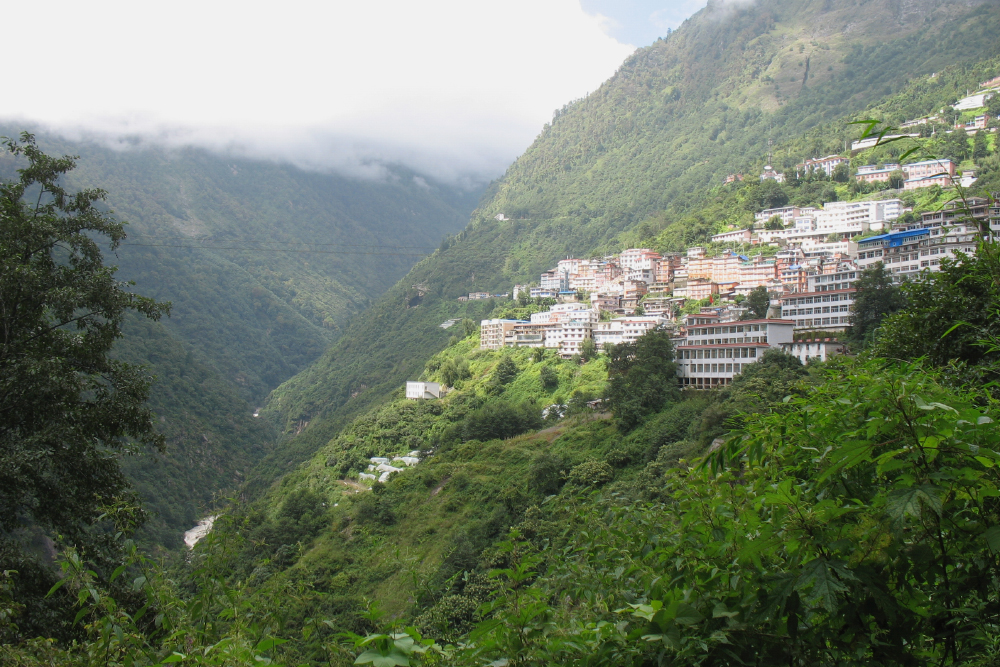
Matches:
[[471, 196, 998, 381], [459, 78, 1000, 385]]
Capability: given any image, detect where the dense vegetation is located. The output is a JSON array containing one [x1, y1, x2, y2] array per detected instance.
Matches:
[[257, 0, 1000, 494], [0, 125, 480, 552], [4, 0, 1000, 664]]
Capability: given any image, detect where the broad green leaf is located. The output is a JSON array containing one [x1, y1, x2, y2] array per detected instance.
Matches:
[[254, 638, 289, 653], [985, 526, 1000, 554], [355, 648, 410, 666], [886, 484, 942, 525], [160, 654, 186, 664], [795, 559, 849, 614]]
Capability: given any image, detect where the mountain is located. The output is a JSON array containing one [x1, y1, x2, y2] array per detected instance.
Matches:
[[0, 130, 482, 548], [254, 0, 1000, 487]]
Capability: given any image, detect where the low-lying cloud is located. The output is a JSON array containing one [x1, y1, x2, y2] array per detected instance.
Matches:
[[3, 0, 641, 187]]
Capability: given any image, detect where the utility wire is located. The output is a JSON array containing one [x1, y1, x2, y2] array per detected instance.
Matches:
[[121, 242, 432, 257], [125, 235, 439, 250]]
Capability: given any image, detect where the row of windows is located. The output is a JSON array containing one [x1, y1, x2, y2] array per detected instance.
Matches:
[[785, 305, 851, 316], [682, 377, 732, 387], [813, 272, 856, 283], [691, 324, 765, 336], [684, 363, 745, 374], [681, 347, 759, 360], [783, 293, 854, 306], [796, 316, 850, 326]]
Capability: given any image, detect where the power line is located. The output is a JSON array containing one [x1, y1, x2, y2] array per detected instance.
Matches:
[[120, 242, 432, 257], [125, 236, 440, 250]]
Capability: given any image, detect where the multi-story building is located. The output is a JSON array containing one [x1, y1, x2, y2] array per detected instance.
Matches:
[[813, 200, 902, 234], [591, 293, 620, 313], [618, 248, 663, 271], [903, 174, 953, 190], [797, 155, 849, 178], [855, 197, 989, 280], [503, 322, 549, 348], [593, 316, 669, 349], [904, 159, 956, 180], [540, 270, 569, 291], [480, 319, 524, 350], [779, 269, 859, 333], [711, 229, 753, 244], [546, 315, 597, 358], [529, 287, 558, 299], [674, 314, 795, 389], [755, 206, 817, 226], [855, 163, 901, 183]]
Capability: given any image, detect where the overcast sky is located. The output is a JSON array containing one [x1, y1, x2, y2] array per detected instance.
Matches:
[[3, 0, 707, 186]]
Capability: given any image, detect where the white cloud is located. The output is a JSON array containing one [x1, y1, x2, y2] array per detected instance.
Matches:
[[2, 0, 633, 184]]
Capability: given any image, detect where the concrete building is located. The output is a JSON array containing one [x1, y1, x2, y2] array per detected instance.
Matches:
[[856, 163, 901, 183], [593, 316, 668, 350], [618, 248, 663, 271], [783, 339, 846, 364], [674, 314, 795, 389], [480, 319, 524, 350], [711, 229, 753, 244], [779, 268, 859, 333], [797, 155, 848, 178], [529, 287, 558, 299], [406, 382, 441, 399]]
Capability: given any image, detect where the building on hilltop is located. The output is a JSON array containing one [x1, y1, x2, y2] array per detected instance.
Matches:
[[796, 155, 848, 178], [760, 165, 785, 183]]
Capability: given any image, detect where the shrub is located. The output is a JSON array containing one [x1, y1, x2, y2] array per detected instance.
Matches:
[[539, 365, 558, 390], [567, 459, 614, 488], [462, 400, 541, 442], [527, 451, 566, 496]]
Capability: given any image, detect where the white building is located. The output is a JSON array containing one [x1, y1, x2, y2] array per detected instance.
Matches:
[[618, 248, 662, 271], [674, 314, 795, 389], [779, 269, 859, 333], [953, 92, 993, 111], [406, 382, 441, 399], [480, 319, 525, 350], [782, 339, 846, 364], [797, 155, 848, 178], [593, 316, 668, 350]]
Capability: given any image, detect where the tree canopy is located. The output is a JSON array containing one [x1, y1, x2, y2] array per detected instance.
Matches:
[[0, 134, 166, 636]]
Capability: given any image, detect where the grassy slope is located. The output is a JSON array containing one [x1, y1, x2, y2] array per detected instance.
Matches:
[[253, 0, 1000, 492]]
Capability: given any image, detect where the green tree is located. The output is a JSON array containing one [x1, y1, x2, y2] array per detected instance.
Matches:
[[764, 215, 784, 230], [579, 337, 597, 361], [740, 285, 771, 319], [605, 329, 679, 431], [847, 263, 904, 348], [831, 162, 850, 183], [887, 168, 906, 189], [870, 252, 999, 367], [538, 364, 558, 390], [491, 355, 519, 387], [0, 133, 167, 637], [972, 130, 988, 161]]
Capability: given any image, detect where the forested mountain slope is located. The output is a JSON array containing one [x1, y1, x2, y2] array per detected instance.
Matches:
[[0, 130, 479, 548], [256, 0, 1000, 487], [3, 134, 479, 402]]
